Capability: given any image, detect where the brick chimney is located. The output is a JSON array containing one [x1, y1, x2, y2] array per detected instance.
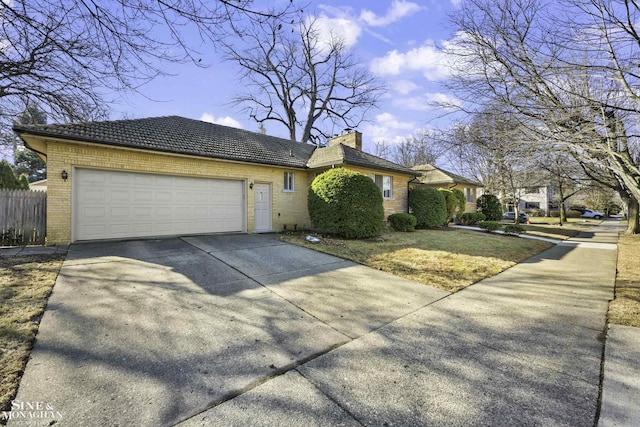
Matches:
[[329, 130, 362, 151]]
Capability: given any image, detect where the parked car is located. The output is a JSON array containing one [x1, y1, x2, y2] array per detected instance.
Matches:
[[580, 209, 605, 219], [502, 211, 529, 223]]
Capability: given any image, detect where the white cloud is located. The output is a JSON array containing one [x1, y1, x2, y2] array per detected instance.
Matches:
[[200, 113, 243, 129], [360, 0, 424, 27], [362, 112, 416, 144], [394, 92, 463, 111], [450, 0, 463, 7], [425, 92, 463, 109], [314, 1, 424, 50], [364, 28, 394, 45], [390, 79, 420, 95], [370, 41, 451, 81], [312, 13, 362, 49]]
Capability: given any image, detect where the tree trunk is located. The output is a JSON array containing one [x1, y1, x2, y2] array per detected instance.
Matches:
[[626, 196, 639, 235], [558, 186, 565, 226]]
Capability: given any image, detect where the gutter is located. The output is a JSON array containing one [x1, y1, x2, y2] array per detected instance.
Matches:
[[13, 129, 48, 161]]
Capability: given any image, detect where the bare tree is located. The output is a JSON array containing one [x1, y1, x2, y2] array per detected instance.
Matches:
[[371, 140, 392, 159], [442, 104, 551, 222], [1, 0, 296, 155], [442, 121, 503, 194], [446, 0, 640, 232], [224, 13, 385, 144], [537, 149, 585, 225], [389, 130, 446, 167]]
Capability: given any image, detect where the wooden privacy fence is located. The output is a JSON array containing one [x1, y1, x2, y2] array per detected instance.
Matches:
[[0, 190, 47, 246]]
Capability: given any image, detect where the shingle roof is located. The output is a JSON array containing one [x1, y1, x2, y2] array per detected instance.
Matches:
[[412, 164, 483, 187], [13, 115, 418, 175], [13, 116, 316, 169], [307, 143, 419, 176]]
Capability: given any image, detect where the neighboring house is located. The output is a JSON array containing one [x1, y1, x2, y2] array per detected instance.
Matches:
[[13, 116, 419, 244], [510, 185, 553, 216], [28, 179, 47, 192], [410, 164, 484, 213]]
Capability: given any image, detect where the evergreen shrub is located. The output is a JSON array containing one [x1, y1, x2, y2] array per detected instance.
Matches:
[[477, 194, 503, 221], [308, 168, 384, 238], [388, 213, 417, 232], [409, 187, 447, 228]]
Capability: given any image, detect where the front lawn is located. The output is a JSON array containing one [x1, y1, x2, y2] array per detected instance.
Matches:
[[281, 228, 553, 293], [609, 233, 640, 327], [0, 254, 65, 416]]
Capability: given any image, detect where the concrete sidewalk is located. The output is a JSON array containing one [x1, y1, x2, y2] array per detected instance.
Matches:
[[599, 324, 640, 426], [181, 221, 622, 426]]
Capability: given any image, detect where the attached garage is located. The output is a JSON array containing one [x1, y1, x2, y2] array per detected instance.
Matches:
[[73, 168, 245, 241]]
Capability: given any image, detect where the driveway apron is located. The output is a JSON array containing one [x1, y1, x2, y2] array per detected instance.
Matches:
[[180, 222, 620, 427], [8, 234, 447, 426]]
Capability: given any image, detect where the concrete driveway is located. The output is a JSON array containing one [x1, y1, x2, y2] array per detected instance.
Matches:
[[9, 234, 448, 426]]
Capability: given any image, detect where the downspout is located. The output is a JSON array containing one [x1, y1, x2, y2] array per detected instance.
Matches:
[[408, 178, 419, 213]]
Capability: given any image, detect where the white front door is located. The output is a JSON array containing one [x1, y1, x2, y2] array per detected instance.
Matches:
[[253, 183, 271, 232]]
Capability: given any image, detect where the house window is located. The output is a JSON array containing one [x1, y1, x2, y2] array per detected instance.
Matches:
[[525, 202, 540, 209], [371, 174, 393, 199], [464, 188, 476, 203], [284, 172, 294, 192], [525, 187, 541, 194], [383, 175, 392, 199]]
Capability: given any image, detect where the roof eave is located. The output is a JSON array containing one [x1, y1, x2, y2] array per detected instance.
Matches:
[[347, 160, 420, 176], [15, 130, 310, 169]]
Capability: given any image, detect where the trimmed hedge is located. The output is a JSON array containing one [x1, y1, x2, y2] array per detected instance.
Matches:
[[308, 168, 384, 238], [477, 194, 503, 221], [439, 188, 466, 225], [388, 213, 417, 232], [459, 212, 486, 225], [503, 224, 525, 235], [550, 209, 583, 218], [452, 188, 466, 215], [478, 221, 502, 232], [409, 187, 447, 228]]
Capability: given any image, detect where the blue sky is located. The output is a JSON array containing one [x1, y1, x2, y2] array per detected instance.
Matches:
[[110, 0, 463, 153]]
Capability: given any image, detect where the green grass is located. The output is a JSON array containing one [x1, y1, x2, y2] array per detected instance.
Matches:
[[0, 254, 65, 415], [280, 228, 553, 293]]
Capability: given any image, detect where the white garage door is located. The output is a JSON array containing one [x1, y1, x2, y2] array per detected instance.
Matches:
[[74, 169, 244, 241]]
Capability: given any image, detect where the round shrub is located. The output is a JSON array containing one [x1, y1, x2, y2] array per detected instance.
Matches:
[[459, 212, 486, 225], [477, 194, 503, 221], [478, 221, 502, 232], [409, 187, 447, 228], [503, 224, 525, 235], [388, 213, 417, 232], [308, 168, 384, 238]]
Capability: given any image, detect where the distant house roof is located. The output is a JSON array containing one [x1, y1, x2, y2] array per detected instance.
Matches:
[[13, 116, 316, 169], [412, 164, 483, 187], [307, 143, 419, 176], [28, 179, 47, 192], [13, 116, 416, 175]]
